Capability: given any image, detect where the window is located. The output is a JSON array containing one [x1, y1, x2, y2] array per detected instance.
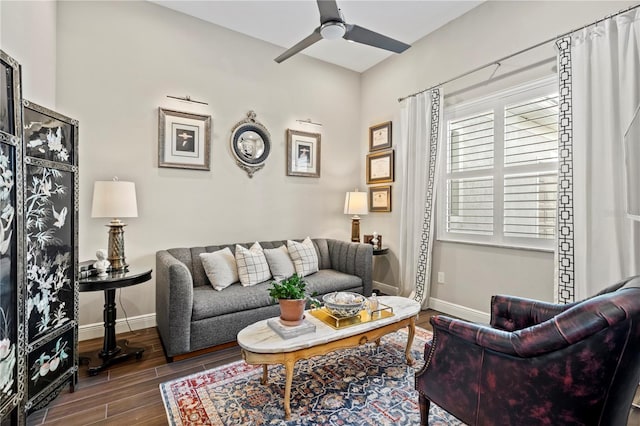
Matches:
[[438, 78, 558, 250]]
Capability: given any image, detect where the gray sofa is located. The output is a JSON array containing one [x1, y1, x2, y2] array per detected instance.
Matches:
[[156, 238, 372, 360]]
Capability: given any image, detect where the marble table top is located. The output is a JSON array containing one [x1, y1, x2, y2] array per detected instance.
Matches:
[[237, 296, 420, 354]]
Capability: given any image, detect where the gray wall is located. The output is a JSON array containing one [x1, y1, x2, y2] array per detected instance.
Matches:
[[53, 1, 362, 332], [0, 0, 57, 107], [2, 0, 636, 333], [360, 1, 636, 319]]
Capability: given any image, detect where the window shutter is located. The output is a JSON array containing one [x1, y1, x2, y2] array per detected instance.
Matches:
[[448, 111, 494, 172], [504, 96, 558, 167], [503, 173, 557, 239], [447, 177, 494, 235]]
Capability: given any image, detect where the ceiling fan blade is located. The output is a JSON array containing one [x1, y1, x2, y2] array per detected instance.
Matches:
[[344, 24, 410, 54], [274, 28, 323, 63], [317, 0, 342, 23]]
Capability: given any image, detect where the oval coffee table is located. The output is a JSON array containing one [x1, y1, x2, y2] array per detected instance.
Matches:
[[237, 295, 421, 420]]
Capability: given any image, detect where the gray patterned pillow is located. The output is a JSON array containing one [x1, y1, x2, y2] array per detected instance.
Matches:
[[287, 237, 319, 277], [235, 242, 272, 287]]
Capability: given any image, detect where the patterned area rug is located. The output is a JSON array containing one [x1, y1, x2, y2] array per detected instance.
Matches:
[[160, 327, 463, 425]]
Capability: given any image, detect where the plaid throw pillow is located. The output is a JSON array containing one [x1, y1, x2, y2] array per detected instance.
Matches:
[[287, 237, 319, 277], [235, 242, 272, 287]]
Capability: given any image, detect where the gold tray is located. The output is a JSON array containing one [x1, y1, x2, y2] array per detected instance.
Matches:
[[310, 303, 394, 329]]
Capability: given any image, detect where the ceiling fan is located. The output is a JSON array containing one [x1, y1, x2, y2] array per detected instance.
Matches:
[[275, 0, 411, 63]]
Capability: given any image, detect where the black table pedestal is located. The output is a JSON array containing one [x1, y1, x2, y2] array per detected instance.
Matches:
[[85, 288, 145, 376], [79, 267, 152, 376]]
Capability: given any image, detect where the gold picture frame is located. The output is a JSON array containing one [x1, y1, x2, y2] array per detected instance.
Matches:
[[366, 149, 394, 184], [369, 121, 392, 152], [369, 185, 392, 212]]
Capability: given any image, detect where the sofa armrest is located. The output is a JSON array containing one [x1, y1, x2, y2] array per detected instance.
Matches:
[[490, 294, 572, 331], [326, 239, 373, 296], [156, 250, 194, 358]]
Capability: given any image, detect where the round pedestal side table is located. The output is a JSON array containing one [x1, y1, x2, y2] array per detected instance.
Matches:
[[79, 267, 152, 376]]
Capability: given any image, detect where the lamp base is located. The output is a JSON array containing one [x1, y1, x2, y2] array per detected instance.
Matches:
[[107, 223, 128, 271], [351, 217, 361, 243]]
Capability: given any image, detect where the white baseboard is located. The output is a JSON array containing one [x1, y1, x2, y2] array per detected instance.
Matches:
[[78, 313, 157, 341], [372, 280, 399, 296], [428, 297, 490, 324]]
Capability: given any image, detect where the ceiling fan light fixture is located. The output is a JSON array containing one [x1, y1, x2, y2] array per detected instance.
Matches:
[[320, 21, 346, 40]]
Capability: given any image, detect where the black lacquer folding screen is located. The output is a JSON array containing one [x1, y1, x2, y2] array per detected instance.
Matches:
[[0, 50, 24, 424], [21, 100, 78, 413]]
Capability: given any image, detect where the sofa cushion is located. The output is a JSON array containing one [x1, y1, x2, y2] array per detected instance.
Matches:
[[288, 237, 319, 277], [304, 269, 363, 296], [199, 247, 238, 291], [191, 269, 363, 321], [192, 281, 273, 320], [264, 245, 295, 282], [235, 242, 272, 287]]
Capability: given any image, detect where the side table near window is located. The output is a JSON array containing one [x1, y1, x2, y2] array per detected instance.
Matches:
[[373, 247, 389, 256], [79, 267, 152, 376], [372, 247, 389, 294]]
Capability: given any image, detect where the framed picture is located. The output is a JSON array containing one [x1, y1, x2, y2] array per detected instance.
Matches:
[[287, 129, 321, 178], [369, 185, 392, 212], [366, 149, 394, 184], [369, 121, 392, 152], [158, 108, 211, 170], [364, 234, 383, 247]]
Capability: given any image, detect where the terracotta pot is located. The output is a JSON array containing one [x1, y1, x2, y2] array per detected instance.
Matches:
[[278, 299, 306, 326]]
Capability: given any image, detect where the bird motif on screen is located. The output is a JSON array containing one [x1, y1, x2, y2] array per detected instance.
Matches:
[[52, 206, 68, 229]]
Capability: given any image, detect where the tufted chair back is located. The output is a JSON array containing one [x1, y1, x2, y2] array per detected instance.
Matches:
[[415, 276, 640, 425]]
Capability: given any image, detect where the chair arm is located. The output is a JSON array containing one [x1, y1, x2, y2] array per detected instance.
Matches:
[[490, 294, 572, 331], [156, 250, 194, 357], [327, 239, 373, 296]]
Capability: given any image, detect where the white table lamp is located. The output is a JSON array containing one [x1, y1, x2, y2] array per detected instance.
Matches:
[[344, 190, 368, 242], [91, 178, 138, 271]]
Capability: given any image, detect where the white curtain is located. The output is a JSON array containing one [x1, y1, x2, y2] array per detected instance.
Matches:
[[398, 89, 443, 306], [570, 9, 640, 300]]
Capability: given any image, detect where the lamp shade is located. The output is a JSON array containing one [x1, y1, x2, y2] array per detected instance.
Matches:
[[91, 181, 138, 218], [344, 191, 368, 215]]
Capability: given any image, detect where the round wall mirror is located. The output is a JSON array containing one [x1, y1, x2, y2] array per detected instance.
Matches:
[[230, 111, 271, 177]]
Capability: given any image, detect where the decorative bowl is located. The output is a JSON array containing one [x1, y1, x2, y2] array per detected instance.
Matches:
[[322, 292, 365, 318]]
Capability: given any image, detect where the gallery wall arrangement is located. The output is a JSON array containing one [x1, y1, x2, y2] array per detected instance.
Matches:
[[367, 121, 393, 212], [0, 48, 80, 425]]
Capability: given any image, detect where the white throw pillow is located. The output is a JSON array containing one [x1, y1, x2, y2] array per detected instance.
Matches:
[[199, 247, 238, 291], [287, 237, 319, 277], [235, 242, 272, 287], [264, 245, 296, 282]]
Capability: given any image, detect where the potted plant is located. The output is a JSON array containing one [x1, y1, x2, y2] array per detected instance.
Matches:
[[268, 274, 317, 326]]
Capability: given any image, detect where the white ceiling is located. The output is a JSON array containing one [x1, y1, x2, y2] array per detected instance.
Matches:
[[152, 1, 482, 73]]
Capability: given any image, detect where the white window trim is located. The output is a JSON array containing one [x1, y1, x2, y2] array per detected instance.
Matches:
[[437, 76, 558, 251]]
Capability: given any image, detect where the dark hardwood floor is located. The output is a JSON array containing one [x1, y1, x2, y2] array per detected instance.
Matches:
[[26, 310, 439, 425], [26, 310, 640, 425]]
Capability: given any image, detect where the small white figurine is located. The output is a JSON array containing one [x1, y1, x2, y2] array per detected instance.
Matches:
[[94, 249, 110, 278], [372, 232, 379, 250]]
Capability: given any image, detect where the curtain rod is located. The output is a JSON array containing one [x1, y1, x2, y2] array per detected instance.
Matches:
[[397, 3, 640, 103]]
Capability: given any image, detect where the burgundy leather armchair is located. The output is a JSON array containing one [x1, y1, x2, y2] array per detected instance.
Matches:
[[415, 276, 640, 425]]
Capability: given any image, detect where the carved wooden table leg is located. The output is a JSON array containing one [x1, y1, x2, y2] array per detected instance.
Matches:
[[283, 358, 296, 420], [405, 316, 416, 366], [262, 365, 268, 385]]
